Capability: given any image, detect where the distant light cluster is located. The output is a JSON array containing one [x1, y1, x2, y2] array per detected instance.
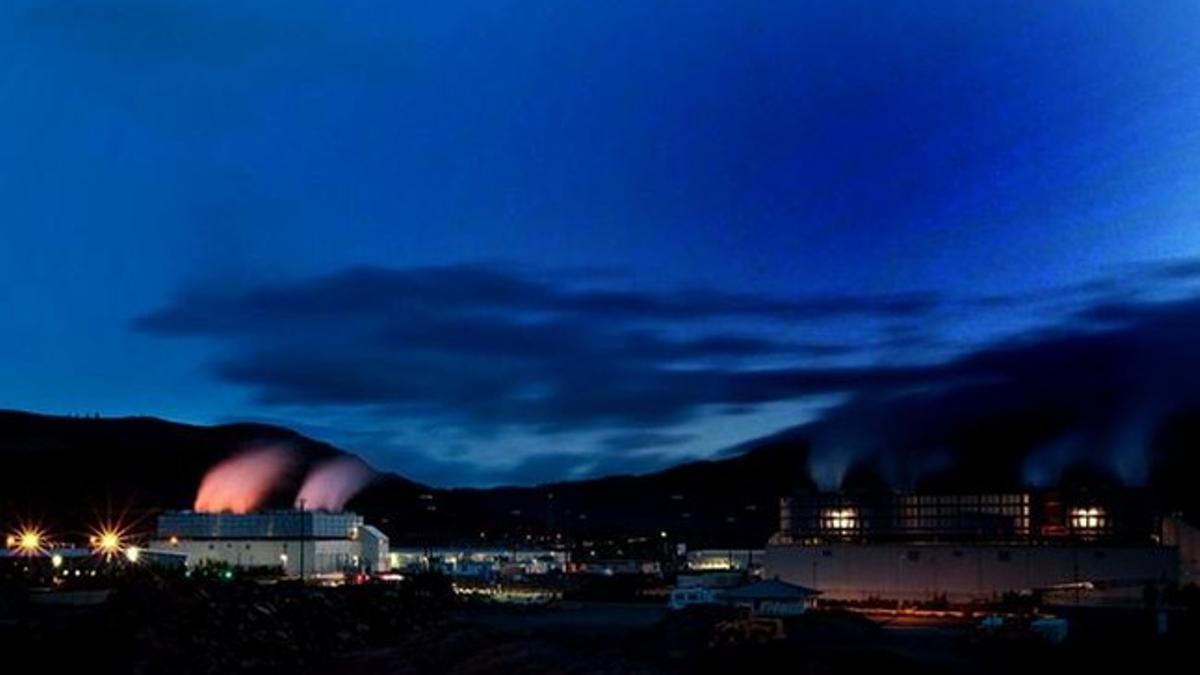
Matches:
[[4, 517, 140, 563]]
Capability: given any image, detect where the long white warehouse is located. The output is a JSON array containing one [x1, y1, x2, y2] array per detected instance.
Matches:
[[151, 510, 389, 576]]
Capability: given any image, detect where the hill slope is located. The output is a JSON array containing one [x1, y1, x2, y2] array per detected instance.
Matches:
[[6, 408, 1197, 547], [0, 411, 424, 533], [0, 410, 809, 547]]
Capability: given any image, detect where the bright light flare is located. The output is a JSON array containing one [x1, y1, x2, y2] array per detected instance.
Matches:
[[7, 525, 48, 556], [89, 522, 131, 560]]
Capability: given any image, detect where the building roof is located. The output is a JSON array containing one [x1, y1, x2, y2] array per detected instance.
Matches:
[[719, 578, 820, 601]]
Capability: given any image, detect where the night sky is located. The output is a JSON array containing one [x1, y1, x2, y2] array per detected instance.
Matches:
[[3, 1, 1200, 486]]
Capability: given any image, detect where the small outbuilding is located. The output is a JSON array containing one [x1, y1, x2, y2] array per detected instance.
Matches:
[[718, 578, 820, 617]]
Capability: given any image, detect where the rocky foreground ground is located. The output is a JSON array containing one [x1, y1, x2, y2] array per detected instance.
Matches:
[[1, 569, 1194, 674]]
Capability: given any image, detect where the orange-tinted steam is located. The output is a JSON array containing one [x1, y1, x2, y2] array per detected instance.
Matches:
[[295, 457, 375, 511], [194, 446, 296, 513]]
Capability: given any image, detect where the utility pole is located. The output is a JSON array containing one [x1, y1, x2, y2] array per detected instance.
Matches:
[[298, 498, 307, 582]]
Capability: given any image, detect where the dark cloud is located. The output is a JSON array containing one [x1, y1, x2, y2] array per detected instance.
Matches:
[[600, 432, 696, 453], [137, 262, 1200, 487], [1147, 257, 1200, 281], [135, 264, 947, 433], [966, 276, 1126, 309], [351, 444, 678, 488], [205, 341, 939, 431], [1077, 298, 1181, 325], [135, 264, 940, 335], [487, 452, 677, 486], [799, 295, 1200, 490]]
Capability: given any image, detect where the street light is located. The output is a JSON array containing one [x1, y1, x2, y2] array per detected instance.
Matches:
[[90, 528, 125, 560], [9, 527, 47, 556]]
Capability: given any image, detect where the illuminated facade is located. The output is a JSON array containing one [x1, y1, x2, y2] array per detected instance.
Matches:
[[766, 490, 1175, 602], [151, 510, 389, 576], [388, 547, 567, 577], [776, 490, 1152, 544]]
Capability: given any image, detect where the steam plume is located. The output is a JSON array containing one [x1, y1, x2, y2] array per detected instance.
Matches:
[[194, 446, 296, 513], [295, 457, 375, 511]]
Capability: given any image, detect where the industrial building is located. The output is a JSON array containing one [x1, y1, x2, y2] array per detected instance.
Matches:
[[152, 510, 389, 577], [765, 490, 1183, 602], [388, 547, 567, 579], [774, 490, 1162, 544], [670, 578, 819, 616], [685, 549, 764, 572]]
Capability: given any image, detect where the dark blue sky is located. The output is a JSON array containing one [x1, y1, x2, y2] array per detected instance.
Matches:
[[3, 1, 1200, 486]]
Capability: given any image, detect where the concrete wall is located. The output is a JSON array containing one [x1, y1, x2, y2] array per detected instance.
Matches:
[[151, 538, 359, 576], [764, 544, 1179, 602], [1162, 516, 1200, 587], [358, 525, 390, 573]]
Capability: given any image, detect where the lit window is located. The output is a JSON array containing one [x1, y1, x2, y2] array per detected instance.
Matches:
[[1070, 507, 1106, 530], [822, 508, 857, 531]]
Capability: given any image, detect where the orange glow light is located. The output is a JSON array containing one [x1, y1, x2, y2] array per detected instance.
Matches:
[[7, 525, 48, 556], [88, 520, 131, 560]]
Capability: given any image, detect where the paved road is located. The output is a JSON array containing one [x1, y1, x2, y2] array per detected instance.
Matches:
[[454, 601, 668, 634]]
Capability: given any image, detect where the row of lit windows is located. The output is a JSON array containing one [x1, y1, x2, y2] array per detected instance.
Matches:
[[899, 495, 1028, 505], [812, 549, 1113, 562], [895, 516, 1031, 524], [895, 504, 1029, 513], [803, 504, 1111, 533], [799, 506, 1032, 518]]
